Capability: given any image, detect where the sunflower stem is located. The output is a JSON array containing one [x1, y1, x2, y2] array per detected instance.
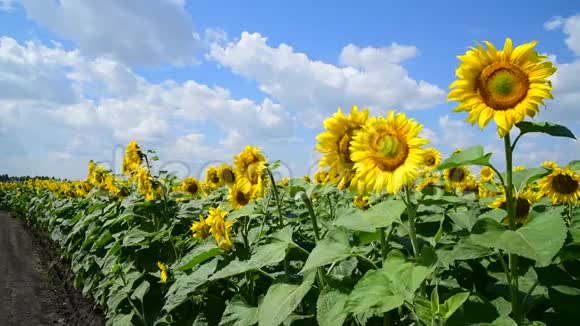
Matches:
[[504, 132, 522, 325], [379, 227, 388, 266], [300, 192, 327, 290], [379, 227, 393, 326], [265, 168, 290, 280], [404, 186, 419, 257], [301, 192, 321, 242]]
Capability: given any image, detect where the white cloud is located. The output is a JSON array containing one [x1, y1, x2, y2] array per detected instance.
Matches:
[[544, 16, 564, 31], [543, 15, 580, 126], [209, 32, 445, 128], [0, 37, 300, 179], [20, 0, 199, 66], [438, 115, 477, 150], [339, 43, 418, 67], [0, 0, 16, 11]]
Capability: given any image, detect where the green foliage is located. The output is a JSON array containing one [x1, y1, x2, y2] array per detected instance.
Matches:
[[1, 156, 579, 326]]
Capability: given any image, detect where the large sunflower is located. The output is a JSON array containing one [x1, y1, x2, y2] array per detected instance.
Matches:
[[538, 167, 580, 205], [448, 38, 557, 137], [316, 106, 370, 184], [349, 111, 428, 194], [233, 146, 267, 195]]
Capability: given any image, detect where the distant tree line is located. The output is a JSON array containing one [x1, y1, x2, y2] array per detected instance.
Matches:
[[0, 174, 66, 182]]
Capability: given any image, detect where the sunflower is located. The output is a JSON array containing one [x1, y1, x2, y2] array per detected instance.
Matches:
[[479, 182, 503, 198], [303, 175, 311, 183], [228, 181, 255, 210], [444, 166, 472, 191], [489, 190, 537, 225], [314, 170, 330, 184], [182, 177, 201, 197], [205, 166, 223, 189], [416, 173, 441, 192], [191, 215, 211, 241], [219, 164, 236, 186], [422, 148, 441, 170], [479, 166, 495, 182], [157, 262, 169, 284], [461, 176, 480, 194], [538, 167, 580, 205], [278, 177, 290, 187], [452, 148, 464, 155], [122, 140, 143, 176], [206, 206, 235, 250], [448, 38, 557, 137], [136, 167, 158, 201], [234, 146, 267, 195], [514, 165, 526, 172], [354, 195, 370, 209], [542, 161, 559, 170], [316, 106, 370, 185], [350, 111, 428, 194]]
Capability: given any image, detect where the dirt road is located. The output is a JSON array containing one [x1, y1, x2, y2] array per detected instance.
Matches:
[[0, 210, 104, 326]]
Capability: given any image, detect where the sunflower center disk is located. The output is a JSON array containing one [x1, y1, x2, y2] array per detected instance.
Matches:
[[425, 156, 435, 166], [552, 174, 579, 195], [449, 168, 466, 182], [375, 134, 408, 171], [477, 62, 529, 111], [235, 190, 250, 205]]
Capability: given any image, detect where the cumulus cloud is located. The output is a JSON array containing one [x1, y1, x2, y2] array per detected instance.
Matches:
[[0, 37, 299, 179], [0, 0, 16, 11], [20, 0, 199, 66], [543, 14, 580, 126], [209, 32, 445, 128]]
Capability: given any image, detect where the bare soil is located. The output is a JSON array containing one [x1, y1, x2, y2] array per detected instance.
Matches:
[[0, 210, 105, 326]]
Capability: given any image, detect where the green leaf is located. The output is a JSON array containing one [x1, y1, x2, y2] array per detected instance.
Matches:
[[430, 285, 440, 312], [258, 271, 316, 326], [569, 208, 580, 244], [227, 202, 259, 221], [175, 241, 222, 272], [451, 239, 495, 260], [301, 229, 352, 272], [566, 160, 580, 172], [471, 207, 567, 266], [163, 259, 218, 314], [317, 288, 349, 326], [334, 207, 376, 232], [384, 250, 436, 301], [345, 269, 405, 315], [362, 198, 406, 229], [511, 167, 550, 193], [211, 241, 288, 280], [109, 313, 135, 326], [471, 316, 518, 326], [515, 121, 576, 140], [442, 292, 470, 320], [437, 145, 492, 170], [122, 229, 149, 247], [219, 295, 259, 326], [131, 280, 150, 304]]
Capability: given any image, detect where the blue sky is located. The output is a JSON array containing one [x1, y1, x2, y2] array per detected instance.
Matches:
[[0, 0, 579, 180]]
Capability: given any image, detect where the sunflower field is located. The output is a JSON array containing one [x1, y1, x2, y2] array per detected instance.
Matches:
[[1, 39, 580, 326]]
